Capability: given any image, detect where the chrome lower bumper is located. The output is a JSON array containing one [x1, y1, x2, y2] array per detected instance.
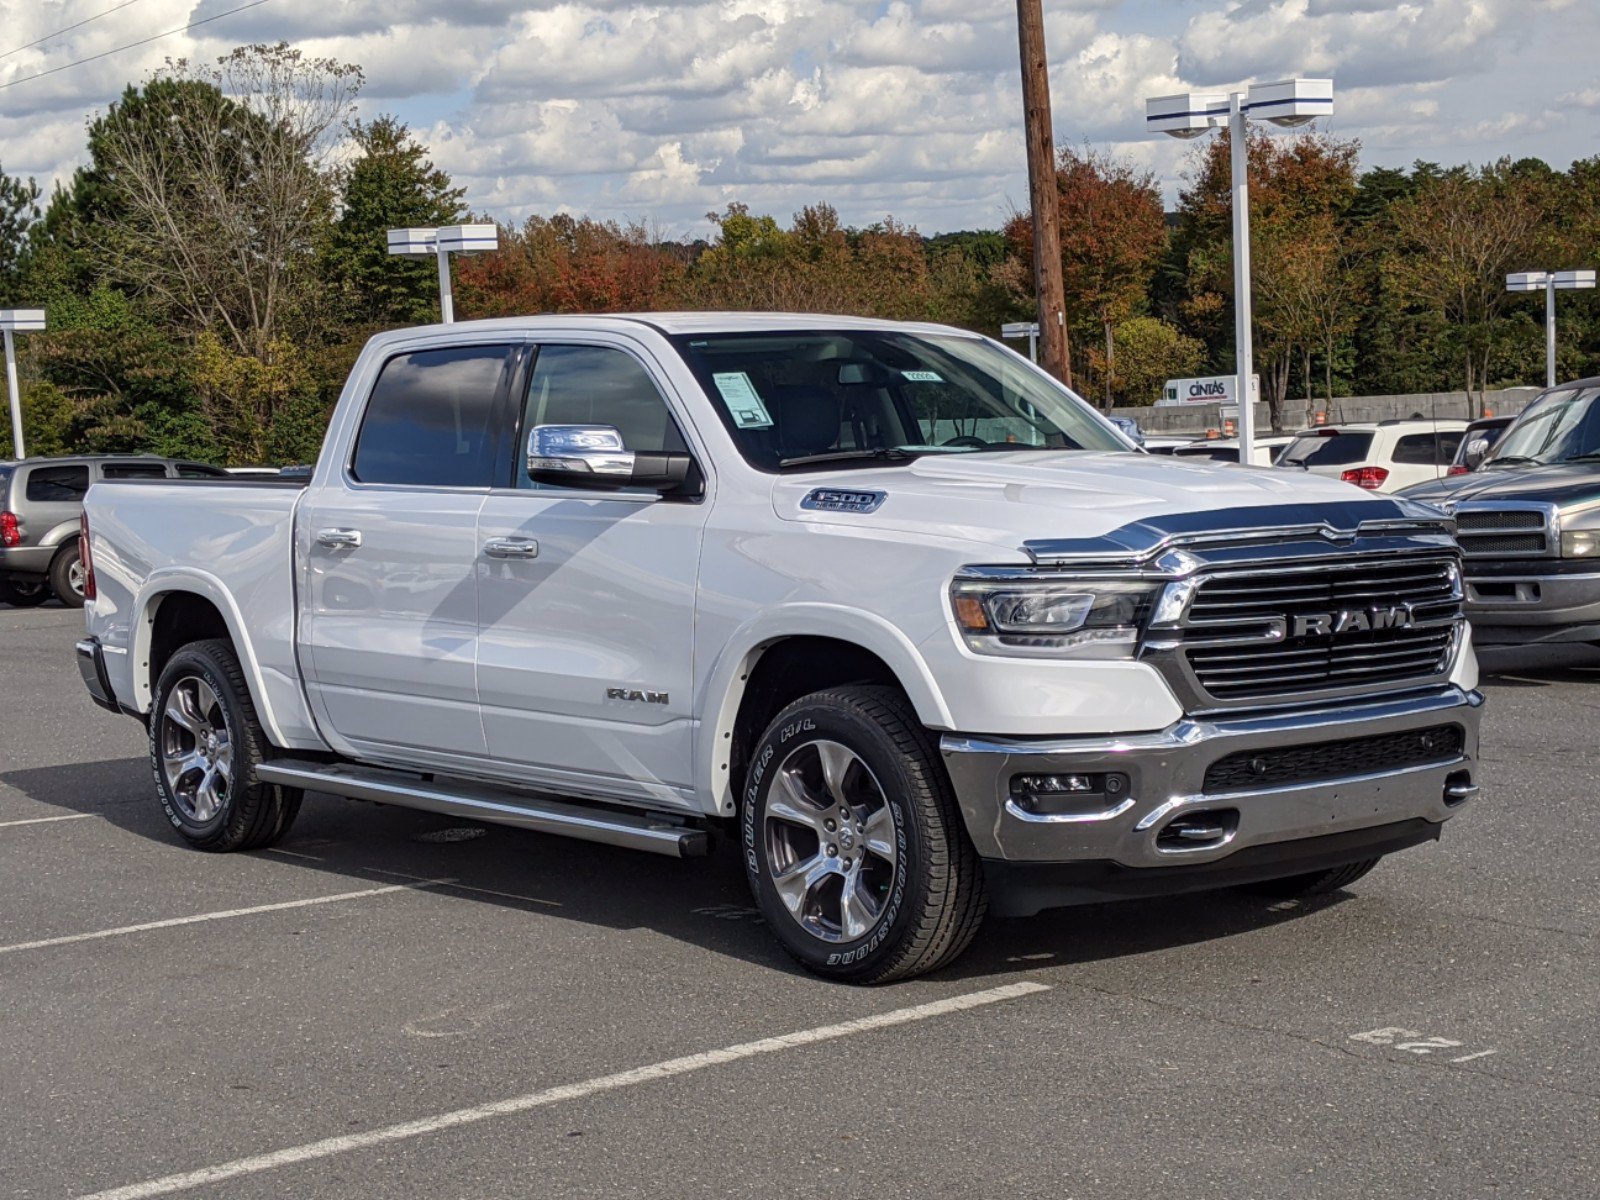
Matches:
[[76, 638, 120, 714], [940, 687, 1482, 867], [1464, 569, 1600, 643]]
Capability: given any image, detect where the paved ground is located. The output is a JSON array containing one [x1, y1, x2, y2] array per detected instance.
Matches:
[[2, 601, 1596, 1199]]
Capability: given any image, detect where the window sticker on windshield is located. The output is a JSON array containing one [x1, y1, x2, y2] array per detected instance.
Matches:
[[903, 370, 943, 383], [713, 372, 774, 429]]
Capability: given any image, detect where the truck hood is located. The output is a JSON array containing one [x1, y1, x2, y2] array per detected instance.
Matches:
[[1402, 463, 1600, 508], [771, 451, 1402, 555]]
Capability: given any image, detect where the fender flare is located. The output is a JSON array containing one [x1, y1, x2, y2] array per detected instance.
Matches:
[[127, 567, 292, 747], [38, 519, 81, 553], [695, 603, 955, 816]]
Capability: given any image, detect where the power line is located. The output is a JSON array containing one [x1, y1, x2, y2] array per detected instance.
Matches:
[[0, 0, 273, 92], [0, 0, 149, 62]]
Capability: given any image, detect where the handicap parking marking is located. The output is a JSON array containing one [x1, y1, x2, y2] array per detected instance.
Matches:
[[74, 980, 1051, 1200], [0, 878, 454, 957]]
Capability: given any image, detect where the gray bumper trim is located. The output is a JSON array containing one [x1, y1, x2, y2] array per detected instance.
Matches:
[[940, 688, 1482, 864]]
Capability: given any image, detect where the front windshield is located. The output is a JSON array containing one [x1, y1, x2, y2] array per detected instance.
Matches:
[[1484, 386, 1600, 467], [668, 329, 1127, 471]]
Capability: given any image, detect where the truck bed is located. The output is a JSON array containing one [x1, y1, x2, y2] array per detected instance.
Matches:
[[83, 479, 324, 749]]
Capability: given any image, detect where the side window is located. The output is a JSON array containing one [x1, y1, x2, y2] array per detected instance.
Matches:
[[352, 345, 512, 487], [1391, 434, 1438, 465], [175, 464, 228, 479], [1436, 432, 1464, 463], [25, 465, 90, 501], [519, 345, 687, 489], [101, 463, 168, 480]]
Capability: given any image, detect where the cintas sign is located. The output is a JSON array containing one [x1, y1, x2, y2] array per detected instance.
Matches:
[[1155, 374, 1260, 408]]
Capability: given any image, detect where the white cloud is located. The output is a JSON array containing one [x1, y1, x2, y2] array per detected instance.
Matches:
[[0, 0, 1593, 232]]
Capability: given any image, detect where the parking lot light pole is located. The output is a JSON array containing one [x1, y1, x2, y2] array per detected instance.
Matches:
[[1146, 78, 1333, 465], [387, 225, 499, 324], [0, 309, 45, 460], [1506, 270, 1596, 388]]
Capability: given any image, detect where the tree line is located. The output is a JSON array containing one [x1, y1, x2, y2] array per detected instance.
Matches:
[[1, 43, 1597, 464]]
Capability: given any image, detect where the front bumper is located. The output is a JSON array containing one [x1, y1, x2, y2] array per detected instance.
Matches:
[[1463, 566, 1600, 644], [76, 638, 120, 713], [941, 687, 1481, 911]]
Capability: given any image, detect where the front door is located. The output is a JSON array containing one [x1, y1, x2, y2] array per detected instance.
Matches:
[[475, 341, 708, 805], [300, 342, 516, 767]]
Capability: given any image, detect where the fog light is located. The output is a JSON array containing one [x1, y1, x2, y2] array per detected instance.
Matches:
[[1010, 772, 1130, 817]]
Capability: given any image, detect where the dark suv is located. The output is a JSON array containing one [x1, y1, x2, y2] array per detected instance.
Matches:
[[0, 455, 228, 607]]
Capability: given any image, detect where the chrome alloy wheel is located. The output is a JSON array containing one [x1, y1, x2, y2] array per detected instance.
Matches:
[[764, 739, 899, 943], [160, 676, 233, 822]]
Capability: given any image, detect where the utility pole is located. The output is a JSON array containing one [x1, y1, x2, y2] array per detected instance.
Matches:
[[1016, 0, 1070, 385]]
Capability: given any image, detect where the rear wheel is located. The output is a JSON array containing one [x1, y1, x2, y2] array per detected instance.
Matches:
[[742, 685, 985, 984], [49, 544, 87, 608], [0, 579, 50, 607], [151, 639, 302, 851], [1241, 857, 1381, 899]]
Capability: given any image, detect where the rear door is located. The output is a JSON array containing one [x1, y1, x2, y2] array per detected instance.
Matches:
[[299, 342, 517, 768], [1390, 432, 1461, 490], [474, 339, 709, 802], [18, 463, 90, 552]]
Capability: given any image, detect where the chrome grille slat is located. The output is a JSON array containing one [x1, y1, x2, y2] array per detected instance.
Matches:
[[1176, 553, 1462, 705]]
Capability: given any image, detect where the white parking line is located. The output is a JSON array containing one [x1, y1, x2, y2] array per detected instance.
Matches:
[[76, 980, 1050, 1200], [0, 813, 92, 829], [0, 878, 452, 957]]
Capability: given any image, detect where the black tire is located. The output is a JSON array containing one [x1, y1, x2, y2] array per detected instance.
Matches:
[[150, 638, 303, 852], [0, 578, 51, 607], [1242, 857, 1381, 899], [49, 543, 87, 608], [742, 685, 985, 984]]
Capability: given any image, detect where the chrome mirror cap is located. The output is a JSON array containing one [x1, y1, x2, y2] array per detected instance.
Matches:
[[527, 424, 635, 478]]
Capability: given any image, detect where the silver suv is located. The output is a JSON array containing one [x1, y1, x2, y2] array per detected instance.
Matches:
[[0, 456, 228, 607]]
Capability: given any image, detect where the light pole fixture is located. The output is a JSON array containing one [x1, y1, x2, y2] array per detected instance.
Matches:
[[386, 224, 499, 324], [0, 308, 45, 461], [1146, 77, 1333, 465], [1506, 269, 1596, 388]]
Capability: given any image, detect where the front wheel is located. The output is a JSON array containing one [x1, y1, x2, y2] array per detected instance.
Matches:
[[151, 639, 303, 851], [742, 686, 985, 984]]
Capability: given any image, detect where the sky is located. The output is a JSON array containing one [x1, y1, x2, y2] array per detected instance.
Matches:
[[0, 0, 1596, 238]]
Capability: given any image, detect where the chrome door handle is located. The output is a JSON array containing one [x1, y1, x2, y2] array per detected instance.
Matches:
[[483, 536, 539, 560], [316, 528, 363, 549]]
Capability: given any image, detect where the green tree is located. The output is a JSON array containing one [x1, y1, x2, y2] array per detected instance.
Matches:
[[0, 162, 41, 304], [325, 116, 466, 326], [1106, 317, 1204, 408]]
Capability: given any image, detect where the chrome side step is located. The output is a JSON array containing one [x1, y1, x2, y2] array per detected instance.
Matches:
[[255, 759, 709, 859]]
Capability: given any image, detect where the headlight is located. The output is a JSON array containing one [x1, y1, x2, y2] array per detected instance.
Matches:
[[1562, 530, 1600, 558], [950, 578, 1160, 658]]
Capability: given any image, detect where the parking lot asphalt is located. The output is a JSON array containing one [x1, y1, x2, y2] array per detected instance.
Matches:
[[2, 602, 1597, 1199]]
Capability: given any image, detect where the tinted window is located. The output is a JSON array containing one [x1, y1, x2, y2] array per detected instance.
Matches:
[[352, 345, 511, 487], [1392, 434, 1441, 465], [519, 346, 686, 490], [1280, 432, 1374, 467], [25, 465, 90, 501], [102, 463, 168, 480], [1437, 431, 1464, 462], [175, 463, 229, 479]]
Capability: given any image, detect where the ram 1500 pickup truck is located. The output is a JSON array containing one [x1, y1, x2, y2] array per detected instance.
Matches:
[[77, 314, 1483, 982], [1405, 377, 1600, 645]]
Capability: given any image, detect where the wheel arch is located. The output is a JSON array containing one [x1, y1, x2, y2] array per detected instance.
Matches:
[[129, 571, 291, 747], [699, 606, 955, 818]]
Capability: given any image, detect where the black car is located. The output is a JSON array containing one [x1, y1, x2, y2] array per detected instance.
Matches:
[[1404, 379, 1600, 646]]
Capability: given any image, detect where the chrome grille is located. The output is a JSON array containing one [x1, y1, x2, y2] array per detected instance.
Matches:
[[1180, 556, 1461, 705], [1453, 506, 1552, 558]]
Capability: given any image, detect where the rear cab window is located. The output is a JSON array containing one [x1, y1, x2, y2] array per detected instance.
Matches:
[[351, 344, 515, 487], [1280, 431, 1374, 467], [26, 464, 91, 501], [101, 463, 169, 480]]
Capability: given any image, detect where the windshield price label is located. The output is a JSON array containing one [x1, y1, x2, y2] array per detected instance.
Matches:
[[713, 372, 774, 429]]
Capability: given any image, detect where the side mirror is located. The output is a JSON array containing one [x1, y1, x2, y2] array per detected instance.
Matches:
[[1461, 437, 1490, 469], [526, 425, 695, 494]]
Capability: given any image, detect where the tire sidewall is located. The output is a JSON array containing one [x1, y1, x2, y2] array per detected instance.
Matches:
[[742, 698, 925, 976], [51, 545, 86, 608], [150, 647, 246, 840]]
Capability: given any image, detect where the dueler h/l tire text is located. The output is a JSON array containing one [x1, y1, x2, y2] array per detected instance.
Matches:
[[150, 638, 303, 852], [742, 685, 986, 984]]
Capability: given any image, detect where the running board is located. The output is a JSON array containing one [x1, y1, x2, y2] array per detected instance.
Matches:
[[255, 759, 709, 859]]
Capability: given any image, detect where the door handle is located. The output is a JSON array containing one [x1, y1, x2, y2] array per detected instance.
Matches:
[[316, 528, 363, 549], [483, 536, 539, 560]]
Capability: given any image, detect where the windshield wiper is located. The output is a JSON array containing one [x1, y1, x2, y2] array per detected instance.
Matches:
[[777, 447, 919, 469], [1483, 454, 1545, 468], [1557, 452, 1600, 463]]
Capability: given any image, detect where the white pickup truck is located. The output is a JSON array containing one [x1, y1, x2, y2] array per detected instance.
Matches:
[[76, 314, 1483, 982]]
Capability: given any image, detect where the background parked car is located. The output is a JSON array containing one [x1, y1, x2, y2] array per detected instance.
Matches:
[[0, 455, 229, 607], [1449, 416, 1516, 475], [1275, 419, 1469, 492], [1171, 435, 1294, 466]]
